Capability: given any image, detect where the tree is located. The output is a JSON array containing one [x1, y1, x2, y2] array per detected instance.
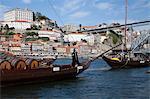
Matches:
[[4, 24, 9, 33], [73, 42, 77, 46], [39, 16, 49, 20], [55, 22, 58, 28], [39, 37, 49, 41], [9, 27, 15, 30], [35, 12, 42, 21], [25, 32, 38, 36], [108, 30, 122, 45], [6, 32, 15, 35], [98, 24, 102, 27], [33, 12, 36, 21], [79, 24, 82, 31], [31, 24, 38, 30], [35, 12, 49, 21], [4, 24, 9, 30], [81, 39, 87, 43], [0, 25, 3, 32], [38, 25, 42, 30]]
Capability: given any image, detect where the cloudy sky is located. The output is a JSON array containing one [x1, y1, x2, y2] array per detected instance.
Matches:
[[0, 0, 150, 26]]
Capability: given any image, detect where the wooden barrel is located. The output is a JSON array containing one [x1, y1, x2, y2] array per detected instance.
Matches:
[[24, 58, 39, 69], [9, 58, 27, 70], [0, 59, 12, 70]]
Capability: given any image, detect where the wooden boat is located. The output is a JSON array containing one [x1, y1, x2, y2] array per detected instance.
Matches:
[[102, 55, 150, 69], [101, 0, 150, 69], [0, 49, 93, 87]]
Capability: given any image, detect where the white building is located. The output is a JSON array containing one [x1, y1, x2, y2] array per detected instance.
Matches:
[[64, 33, 95, 45], [32, 43, 44, 51], [4, 8, 33, 22], [1, 8, 33, 30], [56, 47, 67, 53], [38, 30, 61, 40], [0, 35, 6, 41], [21, 43, 31, 54], [1, 21, 31, 30]]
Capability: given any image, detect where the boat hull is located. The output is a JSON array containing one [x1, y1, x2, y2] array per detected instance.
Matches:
[[0, 62, 90, 87], [102, 56, 149, 69]]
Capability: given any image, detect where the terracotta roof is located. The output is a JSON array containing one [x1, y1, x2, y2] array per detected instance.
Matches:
[[11, 44, 21, 47]]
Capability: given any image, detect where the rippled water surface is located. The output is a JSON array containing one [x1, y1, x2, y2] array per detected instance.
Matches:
[[1, 59, 150, 99]]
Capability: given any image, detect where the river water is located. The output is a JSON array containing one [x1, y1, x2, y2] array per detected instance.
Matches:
[[1, 59, 150, 99]]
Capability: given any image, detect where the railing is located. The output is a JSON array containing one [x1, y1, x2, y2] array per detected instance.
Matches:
[[131, 30, 150, 51]]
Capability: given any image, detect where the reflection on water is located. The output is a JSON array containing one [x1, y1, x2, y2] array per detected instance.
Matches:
[[1, 59, 150, 99]]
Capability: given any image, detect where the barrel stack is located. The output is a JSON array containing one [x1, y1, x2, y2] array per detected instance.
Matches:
[[0, 51, 39, 70], [24, 58, 39, 69], [8, 58, 26, 70]]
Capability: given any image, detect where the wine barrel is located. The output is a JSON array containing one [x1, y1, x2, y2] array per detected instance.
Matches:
[[9, 58, 27, 70], [24, 58, 39, 69], [0, 59, 12, 70]]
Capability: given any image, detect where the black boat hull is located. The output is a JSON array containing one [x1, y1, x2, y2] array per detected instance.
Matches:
[[102, 56, 149, 69]]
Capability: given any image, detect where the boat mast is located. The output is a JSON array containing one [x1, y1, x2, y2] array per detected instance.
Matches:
[[124, 0, 128, 50]]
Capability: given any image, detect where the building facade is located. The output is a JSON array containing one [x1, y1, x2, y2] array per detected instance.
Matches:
[[4, 8, 33, 22], [62, 24, 79, 32], [64, 33, 95, 45], [38, 30, 61, 41], [1, 21, 31, 30]]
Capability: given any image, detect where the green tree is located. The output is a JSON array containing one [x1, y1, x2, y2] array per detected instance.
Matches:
[[35, 12, 42, 21], [25, 32, 38, 36], [3, 24, 10, 35], [38, 25, 42, 30], [108, 30, 122, 45], [31, 24, 38, 30], [33, 12, 36, 21], [4, 24, 9, 33], [35, 12, 49, 21], [39, 37, 49, 41], [6, 32, 15, 35], [25, 38, 38, 41], [39, 16, 49, 20], [0, 26, 3, 32]]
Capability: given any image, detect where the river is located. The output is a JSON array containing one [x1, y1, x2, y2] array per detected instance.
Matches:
[[1, 59, 150, 99]]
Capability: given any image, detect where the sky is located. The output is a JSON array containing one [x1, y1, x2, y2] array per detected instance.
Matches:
[[0, 0, 150, 26]]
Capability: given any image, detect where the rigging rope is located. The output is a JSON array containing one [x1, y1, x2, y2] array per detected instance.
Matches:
[[47, 0, 64, 26], [119, 54, 130, 68]]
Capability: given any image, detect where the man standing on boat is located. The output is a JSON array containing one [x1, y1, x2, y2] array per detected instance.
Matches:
[[72, 49, 80, 66]]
